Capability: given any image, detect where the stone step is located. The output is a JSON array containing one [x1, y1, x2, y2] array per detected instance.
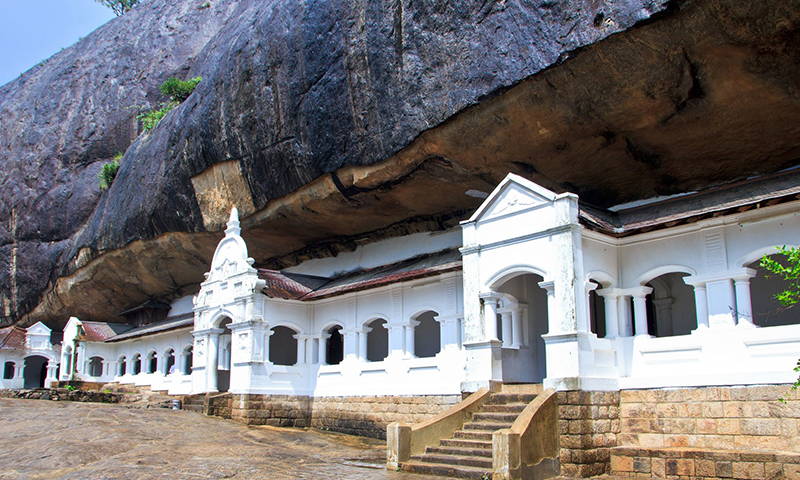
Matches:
[[425, 445, 492, 458], [183, 405, 204, 413], [439, 438, 493, 450], [400, 461, 492, 479], [500, 383, 543, 395], [415, 453, 493, 469], [462, 421, 513, 431], [453, 430, 493, 441], [481, 403, 527, 413], [472, 411, 519, 423], [488, 392, 538, 405]]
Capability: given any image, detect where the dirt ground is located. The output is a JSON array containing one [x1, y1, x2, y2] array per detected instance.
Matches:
[[0, 397, 455, 480]]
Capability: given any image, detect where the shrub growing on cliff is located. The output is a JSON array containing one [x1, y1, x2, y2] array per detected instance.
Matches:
[[98, 153, 122, 190], [159, 77, 202, 102], [95, 0, 139, 16], [138, 77, 202, 132], [761, 246, 800, 401]]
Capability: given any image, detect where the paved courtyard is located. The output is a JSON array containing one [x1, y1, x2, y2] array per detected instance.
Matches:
[[0, 397, 454, 480]]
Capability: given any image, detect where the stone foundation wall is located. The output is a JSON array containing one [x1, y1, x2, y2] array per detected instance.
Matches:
[[208, 393, 461, 439], [205, 393, 232, 419], [610, 446, 800, 479], [231, 394, 311, 427], [311, 394, 462, 439], [618, 385, 800, 454], [557, 390, 621, 477]]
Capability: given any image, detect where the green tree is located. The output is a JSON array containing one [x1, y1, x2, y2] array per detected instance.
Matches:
[[761, 246, 800, 401], [95, 0, 139, 16]]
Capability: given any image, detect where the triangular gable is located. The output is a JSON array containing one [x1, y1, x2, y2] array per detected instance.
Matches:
[[26, 322, 52, 336], [467, 173, 558, 224]]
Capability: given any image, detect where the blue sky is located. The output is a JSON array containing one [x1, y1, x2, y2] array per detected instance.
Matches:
[[0, 0, 115, 86]]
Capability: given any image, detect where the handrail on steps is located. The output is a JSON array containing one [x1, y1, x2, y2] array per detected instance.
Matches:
[[492, 388, 559, 480], [386, 388, 491, 470]]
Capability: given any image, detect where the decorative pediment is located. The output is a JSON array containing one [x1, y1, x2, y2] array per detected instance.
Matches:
[[205, 208, 256, 284], [26, 322, 52, 336], [467, 173, 558, 224]]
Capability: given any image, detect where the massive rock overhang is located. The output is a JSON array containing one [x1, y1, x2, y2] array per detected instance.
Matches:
[[23, 0, 800, 327]]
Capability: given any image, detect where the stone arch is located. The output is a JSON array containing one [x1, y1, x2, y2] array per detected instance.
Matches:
[[118, 355, 127, 376], [322, 322, 344, 366], [22, 355, 50, 389], [747, 252, 800, 327], [88, 356, 104, 377], [163, 348, 176, 374], [586, 278, 606, 338], [586, 270, 615, 288], [365, 317, 389, 362], [3, 361, 15, 380], [636, 265, 696, 286], [412, 310, 441, 358], [737, 245, 800, 269], [210, 310, 237, 329], [269, 325, 299, 366], [487, 264, 550, 291], [146, 350, 158, 374], [131, 353, 142, 375], [360, 313, 389, 328], [642, 271, 697, 337], [181, 345, 193, 375], [493, 272, 548, 383]]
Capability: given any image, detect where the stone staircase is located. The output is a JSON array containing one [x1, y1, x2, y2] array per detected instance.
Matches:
[[400, 385, 542, 479], [180, 393, 206, 413]]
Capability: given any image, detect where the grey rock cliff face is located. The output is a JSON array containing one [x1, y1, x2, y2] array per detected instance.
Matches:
[[0, 0, 668, 325], [3, 0, 799, 327]]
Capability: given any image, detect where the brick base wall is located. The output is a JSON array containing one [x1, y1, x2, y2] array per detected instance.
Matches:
[[610, 446, 800, 479], [231, 394, 311, 428], [557, 390, 621, 477], [311, 394, 461, 439], [205, 393, 232, 419], [207, 393, 461, 439], [619, 385, 800, 453]]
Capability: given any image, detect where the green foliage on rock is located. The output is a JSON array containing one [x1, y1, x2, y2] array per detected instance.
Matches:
[[138, 104, 172, 131], [761, 246, 800, 401], [95, 0, 139, 16], [98, 154, 122, 190], [159, 77, 202, 102], [138, 77, 202, 132]]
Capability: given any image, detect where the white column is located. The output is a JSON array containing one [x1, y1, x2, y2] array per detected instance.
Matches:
[[632, 287, 653, 337], [511, 308, 523, 348], [295, 336, 306, 365], [45, 362, 58, 387], [538, 281, 558, 334], [358, 328, 370, 360], [692, 283, 709, 329], [480, 294, 500, 341], [498, 311, 511, 348], [598, 289, 620, 338], [733, 272, 757, 327], [207, 331, 221, 392], [318, 334, 330, 365], [404, 320, 419, 357]]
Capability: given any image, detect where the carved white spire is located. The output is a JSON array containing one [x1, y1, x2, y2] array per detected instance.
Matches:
[[225, 207, 241, 237]]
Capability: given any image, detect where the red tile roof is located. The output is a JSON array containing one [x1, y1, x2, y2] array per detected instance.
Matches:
[[258, 249, 462, 301], [79, 321, 133, 342], [0, 326, 26, 350]]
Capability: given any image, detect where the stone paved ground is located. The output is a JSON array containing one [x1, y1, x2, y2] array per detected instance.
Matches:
[[0, 398, 455, 480]]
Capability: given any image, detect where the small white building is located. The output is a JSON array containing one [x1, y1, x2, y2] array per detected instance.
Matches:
[[6, 171, 798, 400]]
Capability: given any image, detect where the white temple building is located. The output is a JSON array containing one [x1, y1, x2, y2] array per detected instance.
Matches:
[[2, 172, 799, 397]]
